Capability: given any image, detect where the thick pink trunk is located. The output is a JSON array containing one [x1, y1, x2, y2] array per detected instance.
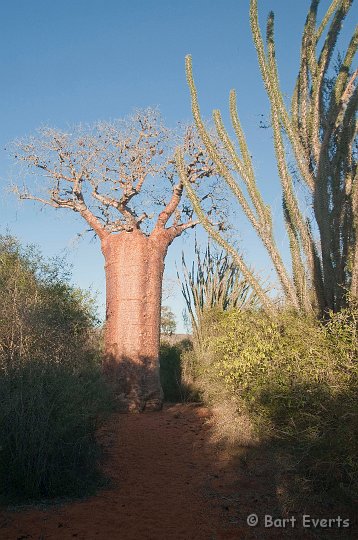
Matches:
[[101, 230, 169, 412]]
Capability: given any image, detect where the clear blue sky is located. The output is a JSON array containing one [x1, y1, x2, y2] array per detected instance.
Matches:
[[0, 1, 356, 331]]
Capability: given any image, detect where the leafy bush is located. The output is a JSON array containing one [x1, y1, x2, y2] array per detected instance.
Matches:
[[325, 299, 358, 363], [159, 339, 198, 402], [0, 361, 112, 502], [180, 241, 259, 344], [160, 342, 182, 402], [193, 306, 358, 500], [0, 235, 113, 502], [0, 234, 99, 370], [161, 305, 177, 336]]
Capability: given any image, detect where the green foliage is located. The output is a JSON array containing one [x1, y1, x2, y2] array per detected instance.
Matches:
[[0, 234, 99, 370], [0, 235, 113, 502], [0, 361, 113, 502], [194, 306, 358, 500], [180, 240, 259, 342], [159, 340, 198, 402], [161, 305, 177, 336], [159, 342, 182, 402], [325, 297, 358, 362]]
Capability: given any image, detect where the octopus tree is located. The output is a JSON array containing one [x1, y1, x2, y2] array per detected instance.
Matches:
[[10, 109, 219, 411]]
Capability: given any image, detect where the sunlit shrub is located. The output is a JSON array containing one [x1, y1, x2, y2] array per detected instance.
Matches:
[[194, 307, 358, 499], [0, 235, 100, 370]]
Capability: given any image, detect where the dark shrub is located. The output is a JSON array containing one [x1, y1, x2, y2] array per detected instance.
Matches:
[[0, 361, 113, 502]]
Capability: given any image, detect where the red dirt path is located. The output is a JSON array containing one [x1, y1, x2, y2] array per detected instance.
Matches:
[[0, 404, 355, 539]]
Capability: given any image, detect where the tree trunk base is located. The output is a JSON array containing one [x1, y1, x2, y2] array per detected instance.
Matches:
[[103, 353, 164, 413], [115, 397, 163, 413], [114, 394, 164, 413], [102, 231, 168, 413]]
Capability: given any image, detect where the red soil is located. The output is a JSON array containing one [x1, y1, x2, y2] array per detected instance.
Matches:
[[0, 404, 355, 539]]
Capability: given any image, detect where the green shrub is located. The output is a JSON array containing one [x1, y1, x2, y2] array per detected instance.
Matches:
[[0, 361, 113, 502], [0, 235, 113, 503], [325, 299, 358, 363], [0, 234, 100, 370], [160, 339, 199, 402], [195, 307, 358, 500], [160, 342, 182, 402]]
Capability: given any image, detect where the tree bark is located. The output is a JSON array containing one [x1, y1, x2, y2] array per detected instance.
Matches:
[[101, 229, 170, 412]]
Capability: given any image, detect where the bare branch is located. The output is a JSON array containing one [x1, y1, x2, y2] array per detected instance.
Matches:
[[10, 108, 220, 242], [166, 219, 200, 242], [154, 182, 184, 231]]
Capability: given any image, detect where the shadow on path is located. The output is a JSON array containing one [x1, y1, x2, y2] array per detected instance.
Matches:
[[0, 404, 355, 539]]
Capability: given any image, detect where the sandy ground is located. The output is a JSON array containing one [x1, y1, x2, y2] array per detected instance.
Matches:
[[0, 404, 356, 539]]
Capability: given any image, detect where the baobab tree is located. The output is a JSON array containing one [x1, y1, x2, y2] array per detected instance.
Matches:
[[10, 109, 219, 411]]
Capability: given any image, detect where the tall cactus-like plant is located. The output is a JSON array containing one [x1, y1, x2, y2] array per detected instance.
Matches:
[[179, 240, 259, 343], [176, 0, 357, 315]]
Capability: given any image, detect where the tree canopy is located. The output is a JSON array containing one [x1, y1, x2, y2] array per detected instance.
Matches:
[[11, 109, 224, 243]]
